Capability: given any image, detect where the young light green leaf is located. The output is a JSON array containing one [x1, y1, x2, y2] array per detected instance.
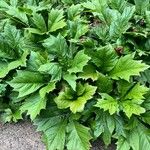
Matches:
[[124, 83, 148, 102], [109, 54, 149, 81], [54, 83, 96, 113], [118, 81, 148, 103], [122, 100, 145, 118], [68, 50, 90, 74], [95, 93, 119, 115], [67, 121, 92, 150]]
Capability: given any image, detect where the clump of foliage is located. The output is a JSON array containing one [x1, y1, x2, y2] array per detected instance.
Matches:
[[0, 0, 150, 149]]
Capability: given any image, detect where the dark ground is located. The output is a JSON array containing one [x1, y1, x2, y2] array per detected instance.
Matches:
[[0, 121, 116, 150]]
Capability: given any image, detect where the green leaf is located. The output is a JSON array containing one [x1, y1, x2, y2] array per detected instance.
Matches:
[[0, 0, 10, 10], [54, 83, 96, 113], [134, 0, 150, 15], [89, 45, 118, 72], [63, 73, 77, 91], [48, 9, 66, 32], [68, 20, 89, 40], [122, 100, 145, 118], [118, 80, 148, 103], [100, 7, 120, 26], [146, 11, 150, 27], [140, 69, 150, 84], [110, 0, 127, 12], [124, 83, 148, 102], [4, 24, 21, 49], [68, 50, 90, 74], [0, 36, 16, 59], [10, 0, 18, 7], [129, 128, 140, 150], [109, 6, 135, 40], [6, 7, 28, 25], [39, 82, 56, 99], [38, 62, 62, 81], [82, 0, 108, 13], [82, 1, 97, 11], [78, 64, 99, 81], [109, 54, 149, 81], [1, 108, 22, 123], [96, 73, 113, 93], [93, 24, 109, 42], [34, 116, 67, 150], [67, 121, 92, 150], [0, 34, 15, 59], [67, 4, 83, 20], [27, 51, 48, 71], [1, 1, 150, 149], [43, 34, 69, 58], [116, 136, 130, 150], [0, 84, 6, 97], [125, 125, 150, 150], [0, 50, 28, 78], [20, 93, 46, 120], [19, 37, 42, 52], [25, 28, 46, 35], [95, 93, 119, 115], [138, 126, 150, 150], [32, 12, 47, 33], [94, 111, 115, 145], [118, 80, 136, 98], [141, 112, 150, 125], [8, 70, 45, 98]]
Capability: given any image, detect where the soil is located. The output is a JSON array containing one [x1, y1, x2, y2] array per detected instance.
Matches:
[[0, 121, 116, 150]]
